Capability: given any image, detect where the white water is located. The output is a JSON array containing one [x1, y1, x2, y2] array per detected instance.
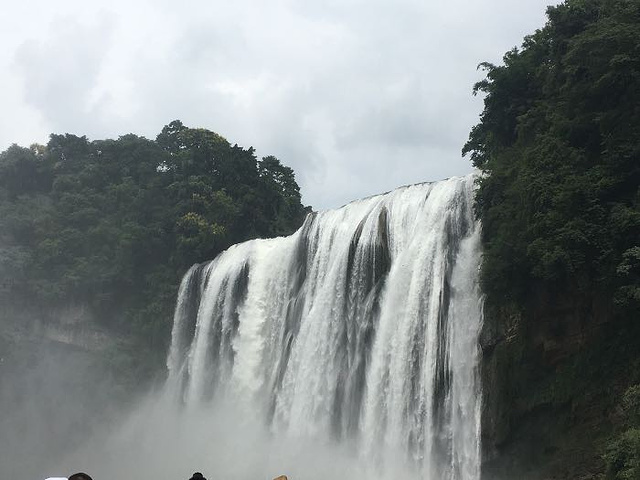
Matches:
[[164, 175, 483, 480]]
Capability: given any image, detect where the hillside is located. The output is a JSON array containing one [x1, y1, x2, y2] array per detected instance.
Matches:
[[464, 1, 640, 478]]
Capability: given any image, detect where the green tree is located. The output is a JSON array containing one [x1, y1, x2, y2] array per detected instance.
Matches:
[[0, 121, 309, 372], [464, 0, 640, 309]]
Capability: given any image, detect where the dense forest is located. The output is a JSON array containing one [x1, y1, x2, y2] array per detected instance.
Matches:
[[464, 0, 640, 478], [0, 120, 308, 368]]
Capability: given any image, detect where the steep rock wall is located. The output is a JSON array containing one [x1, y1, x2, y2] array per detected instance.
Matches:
[[0, 304, 143, 479], [480, 286, 637, 479]]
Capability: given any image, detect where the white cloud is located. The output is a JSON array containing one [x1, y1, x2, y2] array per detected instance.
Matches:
[[0, 0, 559, 209], [14, 14, 116, 135]]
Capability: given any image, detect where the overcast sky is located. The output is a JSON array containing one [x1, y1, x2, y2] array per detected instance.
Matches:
[[1, 0, 559, 209]]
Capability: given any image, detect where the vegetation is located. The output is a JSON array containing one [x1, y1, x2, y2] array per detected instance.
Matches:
[[464, 0, 640, 312], [465, 0, 640, 476], [604, 385, 640, 479], [0, 120, 308, 367]]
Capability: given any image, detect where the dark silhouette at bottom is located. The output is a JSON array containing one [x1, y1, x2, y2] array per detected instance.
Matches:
[[189, 473, 207, 480], [69, 474, 93, 480]]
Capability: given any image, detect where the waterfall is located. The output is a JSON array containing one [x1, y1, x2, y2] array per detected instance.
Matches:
[[166, 175, 483, 479]]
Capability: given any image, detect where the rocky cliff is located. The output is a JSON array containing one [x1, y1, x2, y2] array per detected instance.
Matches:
[[0, 303, 143, 479], [480, 286, 639, 479]]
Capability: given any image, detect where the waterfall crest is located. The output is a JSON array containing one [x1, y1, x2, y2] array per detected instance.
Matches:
[[166, 175, 483, 479]]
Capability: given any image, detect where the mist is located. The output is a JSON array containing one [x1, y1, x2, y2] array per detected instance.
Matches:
[[54, 394, 421, 480], [0, 332, 136, 479], [0, 344, 413, 480]]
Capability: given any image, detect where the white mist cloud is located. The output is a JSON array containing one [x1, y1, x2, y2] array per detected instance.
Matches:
[[56, 395, 421, 480]]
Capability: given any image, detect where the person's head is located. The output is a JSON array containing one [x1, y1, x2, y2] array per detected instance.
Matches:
[[189, 473, 206, 480], [69, 473, 93, 480]]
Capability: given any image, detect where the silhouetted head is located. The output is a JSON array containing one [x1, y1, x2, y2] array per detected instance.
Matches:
[[189, 473, 207, 480], [69, 474, 93, 480]]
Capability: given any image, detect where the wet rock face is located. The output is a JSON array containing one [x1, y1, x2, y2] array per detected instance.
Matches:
[[0, 302, 137, 479], [479, 285, 617, 480], [0, 302, 117, 351]]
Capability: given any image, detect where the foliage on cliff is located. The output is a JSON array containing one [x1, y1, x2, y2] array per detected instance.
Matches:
[[465, 1, 640, 477], [604, 385, 640, 479], [464, 0, 640, 311], [0, 121, 308, 357]]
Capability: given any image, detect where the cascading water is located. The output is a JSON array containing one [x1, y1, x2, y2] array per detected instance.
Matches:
[[165, 175, 483, 479]]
